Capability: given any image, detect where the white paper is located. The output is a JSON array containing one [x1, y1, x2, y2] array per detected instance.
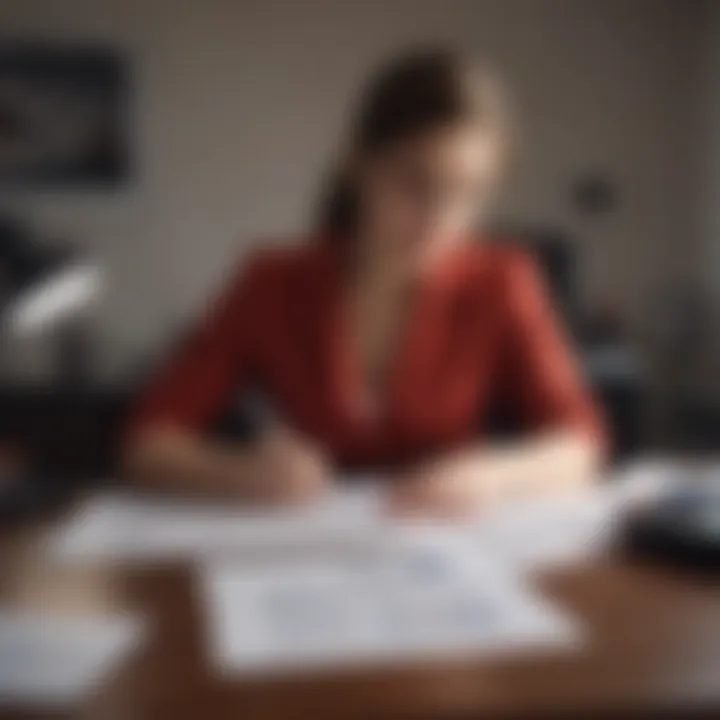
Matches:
[[473, 459, 687, 569], [475, 489, 619, 568], [50, 460, 682, 570], [201, 537, 580, 675], [50, 482, 385, 563], [0, 610, 142, 707]]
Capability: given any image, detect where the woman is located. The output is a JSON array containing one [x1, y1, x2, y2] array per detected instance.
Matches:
[[125, 49, 605, 516]]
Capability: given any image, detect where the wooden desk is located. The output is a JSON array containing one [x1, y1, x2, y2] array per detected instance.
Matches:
[[2, 516, 720, 719]]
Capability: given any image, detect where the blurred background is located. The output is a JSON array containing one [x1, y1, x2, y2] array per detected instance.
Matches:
[[0, 0, 717, 491]]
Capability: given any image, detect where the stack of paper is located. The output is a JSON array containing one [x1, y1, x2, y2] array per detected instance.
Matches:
[[0, 610, 141, 707]]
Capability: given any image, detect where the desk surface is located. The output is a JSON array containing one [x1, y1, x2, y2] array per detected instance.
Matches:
[[1, 513, 720, 720]]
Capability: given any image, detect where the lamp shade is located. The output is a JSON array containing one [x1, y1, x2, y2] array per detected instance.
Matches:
[[0, 217, 102, 335]]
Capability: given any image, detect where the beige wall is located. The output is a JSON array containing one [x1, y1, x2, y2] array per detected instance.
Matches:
[[0, 0, 706, 378], [694, 0, 720, 392], [701, 1, 720, 296]]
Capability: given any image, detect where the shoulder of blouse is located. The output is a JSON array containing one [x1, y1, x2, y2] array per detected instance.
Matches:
[[454, 237, 541, 294], [228, 236, 328, 294]]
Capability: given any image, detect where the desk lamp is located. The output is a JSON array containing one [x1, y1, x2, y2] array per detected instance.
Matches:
[[0, 216, 102, 519]]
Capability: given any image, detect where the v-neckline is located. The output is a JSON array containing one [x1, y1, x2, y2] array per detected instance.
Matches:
[[318, 241, 449, 427]]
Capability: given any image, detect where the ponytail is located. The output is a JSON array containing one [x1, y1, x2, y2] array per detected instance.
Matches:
[[315, 48, 510, 237], [317, 164, 359, 235]]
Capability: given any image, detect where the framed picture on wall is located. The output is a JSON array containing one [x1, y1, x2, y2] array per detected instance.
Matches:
[[0, 41, 129, 188]]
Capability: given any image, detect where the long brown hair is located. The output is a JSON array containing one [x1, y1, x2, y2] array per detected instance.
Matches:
[[318, 48, 511, 235]]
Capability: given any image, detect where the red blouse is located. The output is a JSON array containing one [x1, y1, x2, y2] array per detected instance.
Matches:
[[129, 239, 605, 469]]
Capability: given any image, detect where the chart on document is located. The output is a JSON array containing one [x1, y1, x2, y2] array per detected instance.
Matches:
[[201, 533, 580, 674]]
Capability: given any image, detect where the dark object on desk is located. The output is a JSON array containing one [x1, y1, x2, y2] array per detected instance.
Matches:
[[0, 468, 69, 522], [621, 485, 720, 574], [675, 393, 720, 452]]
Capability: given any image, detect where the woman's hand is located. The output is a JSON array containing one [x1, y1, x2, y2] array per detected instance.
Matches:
[[241, 429, 330, 505], [387, 433, 600, 518], [388, 450, 496, 518]]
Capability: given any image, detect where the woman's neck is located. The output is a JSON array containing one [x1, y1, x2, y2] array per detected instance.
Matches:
[[350, 231, 413, 297]]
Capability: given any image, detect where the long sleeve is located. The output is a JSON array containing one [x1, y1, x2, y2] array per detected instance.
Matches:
[[128, 256, 263, 437], [500, 251, 607, 450]]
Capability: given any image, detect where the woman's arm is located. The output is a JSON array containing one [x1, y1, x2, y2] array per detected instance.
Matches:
[[124, 254, 329, 502], [468, 430, 602, 498], [125, 425, 254, 498], [391, 250, 606, 517], [125, 425, 328, 503], [390, 430, 601, 516]]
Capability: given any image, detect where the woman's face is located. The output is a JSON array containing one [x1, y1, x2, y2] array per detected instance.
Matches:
[[357, 122, 502, 271]]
